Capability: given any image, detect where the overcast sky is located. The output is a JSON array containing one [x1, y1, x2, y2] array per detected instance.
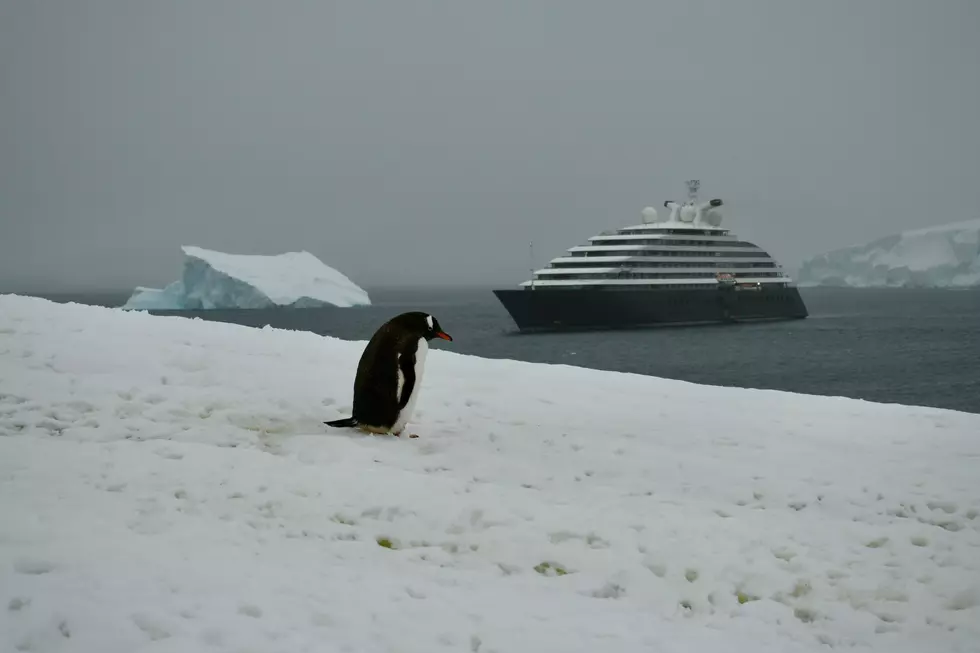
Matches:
[[2, 0, 978, 292]]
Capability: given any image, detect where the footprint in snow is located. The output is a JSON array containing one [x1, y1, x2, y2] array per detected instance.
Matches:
[[238, 603, 263, 618], [131, 613, 172, 641], [14, 559, 55, 575], [155, 448, 184, 460], [8, 597, 31, 611], [926, 500, 957, 514]]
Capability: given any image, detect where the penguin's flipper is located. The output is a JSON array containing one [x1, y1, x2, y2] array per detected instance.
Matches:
[[324, 416, 358, 428]]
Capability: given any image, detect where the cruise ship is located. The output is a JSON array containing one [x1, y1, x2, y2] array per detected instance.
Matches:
[[493, 181, 808, 331]]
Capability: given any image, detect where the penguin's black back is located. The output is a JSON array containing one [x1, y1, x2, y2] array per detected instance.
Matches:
[[349, 312, 427, 428]]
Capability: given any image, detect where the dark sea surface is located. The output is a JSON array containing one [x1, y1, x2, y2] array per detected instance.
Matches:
[[30, 287, 980, 415]]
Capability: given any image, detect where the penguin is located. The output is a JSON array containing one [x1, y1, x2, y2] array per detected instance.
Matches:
[[324, 311, 453, 438]]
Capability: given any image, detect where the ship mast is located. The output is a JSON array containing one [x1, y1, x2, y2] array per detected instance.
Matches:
[[686, 179, 700, 203], [529, 241, 535, 290]]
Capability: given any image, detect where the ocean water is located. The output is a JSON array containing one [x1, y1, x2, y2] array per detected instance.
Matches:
[[32, 287, 980, 415]]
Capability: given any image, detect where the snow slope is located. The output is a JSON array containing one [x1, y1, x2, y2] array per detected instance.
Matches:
[[2, 294, 979, 653], [122, 245, 371, 309], [798, 219, 980, 288]]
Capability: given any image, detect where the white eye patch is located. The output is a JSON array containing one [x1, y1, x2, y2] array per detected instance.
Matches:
[[425, 315, 433, 329]]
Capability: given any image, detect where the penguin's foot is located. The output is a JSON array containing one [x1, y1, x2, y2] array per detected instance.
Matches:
[[356, 424, 394, 436], [355, 424, 417, 438]]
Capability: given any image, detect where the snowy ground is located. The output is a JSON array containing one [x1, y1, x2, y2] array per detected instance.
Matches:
[[1, 294, 979, 653]]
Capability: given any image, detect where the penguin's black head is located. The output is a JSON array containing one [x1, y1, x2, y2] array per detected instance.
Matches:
[[423, 314, 453, 342], [396, 311, 453, 342]]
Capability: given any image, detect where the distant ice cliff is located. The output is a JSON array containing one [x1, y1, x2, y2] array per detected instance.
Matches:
[[122, 246, 371, 310], [798, 219, 980, 288]]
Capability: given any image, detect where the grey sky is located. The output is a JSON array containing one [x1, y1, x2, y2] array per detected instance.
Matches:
[[2, 0, 978, 292]]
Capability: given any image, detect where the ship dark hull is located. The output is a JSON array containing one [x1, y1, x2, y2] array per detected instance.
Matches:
[[492, 285, 808, 332]]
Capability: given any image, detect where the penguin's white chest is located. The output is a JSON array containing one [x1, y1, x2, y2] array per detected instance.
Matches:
[[393, 337, 427, 434]]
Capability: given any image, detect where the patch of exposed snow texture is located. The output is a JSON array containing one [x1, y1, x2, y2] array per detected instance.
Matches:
[[122, 245, 370, 309], [2, 294, 980, 653], [798, 218, 980, 288]]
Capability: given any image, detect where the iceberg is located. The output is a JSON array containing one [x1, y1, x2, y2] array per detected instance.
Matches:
[[122, 245, 370, 310], [798, 218, 980, 288]]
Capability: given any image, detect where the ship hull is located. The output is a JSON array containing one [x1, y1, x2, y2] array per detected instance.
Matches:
[[492, 285, 808, 332]]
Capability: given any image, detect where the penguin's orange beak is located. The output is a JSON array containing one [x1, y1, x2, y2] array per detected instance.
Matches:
[[435, 331, 453, 341]]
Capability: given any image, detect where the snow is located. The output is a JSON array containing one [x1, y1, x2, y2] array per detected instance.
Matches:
[[2, 294, 980, 653], [798, 219, 980, 288], [122, 245, 371, 310]]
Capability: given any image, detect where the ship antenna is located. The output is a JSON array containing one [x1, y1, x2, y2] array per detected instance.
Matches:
[[529, 240, 535, 290], [686, 179, 700, 203]]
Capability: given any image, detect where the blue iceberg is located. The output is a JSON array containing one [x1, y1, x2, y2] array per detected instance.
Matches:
[[798, 219, 980, 288], [122, 246, 371, 310]]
